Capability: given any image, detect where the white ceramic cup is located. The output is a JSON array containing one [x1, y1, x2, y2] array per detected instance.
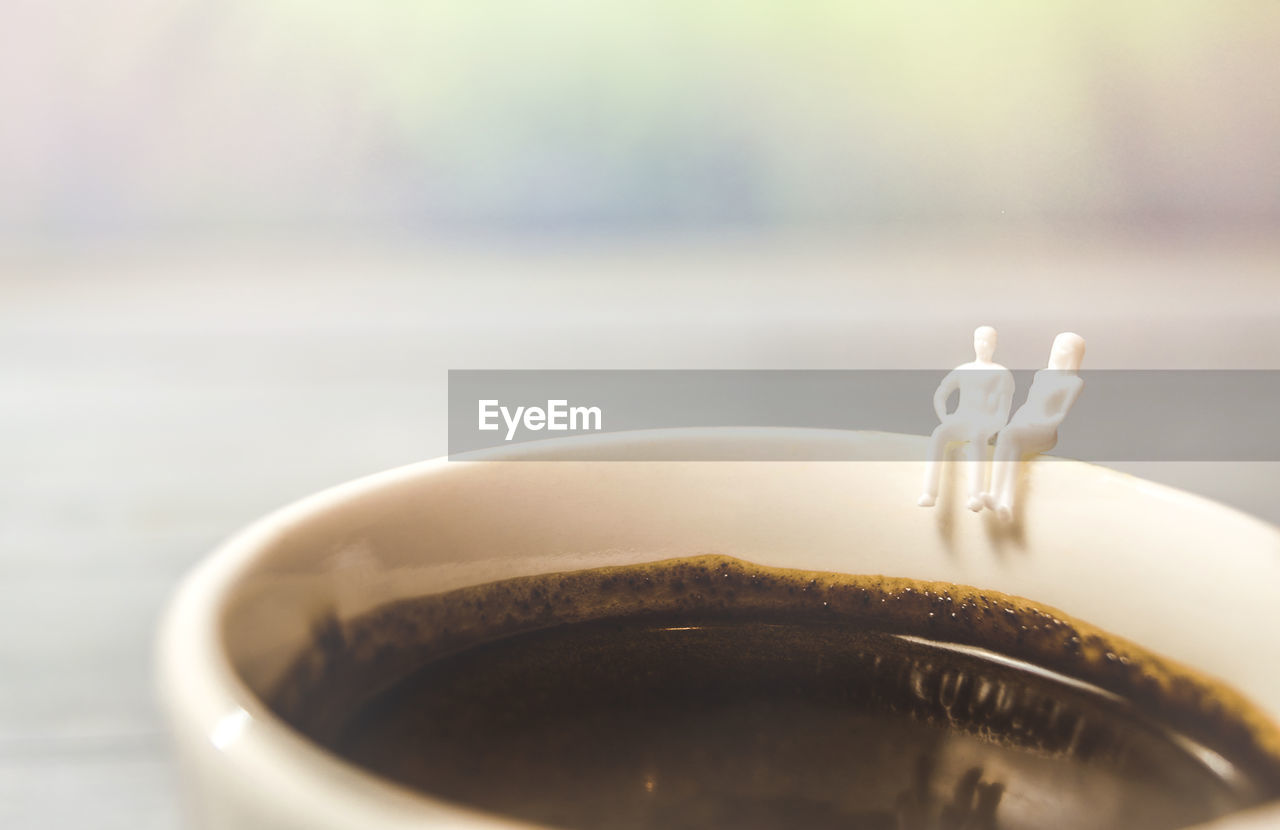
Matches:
[[156, 428, 1280, 829]]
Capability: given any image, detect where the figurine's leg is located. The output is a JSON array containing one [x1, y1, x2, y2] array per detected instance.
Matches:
[[983, 460, 1001, 510], [919, 423, 959, 507], [964, 434, 991, 511], [992, 439, 1022, 522], [997, 428, 1056, 522], [986, 432, 1014, 508]]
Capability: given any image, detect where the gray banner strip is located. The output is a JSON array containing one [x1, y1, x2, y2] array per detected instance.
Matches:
[[448, 370, 1280, 461]]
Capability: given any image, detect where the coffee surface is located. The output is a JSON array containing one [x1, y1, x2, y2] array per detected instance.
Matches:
[[270, 557, 1280, 830]]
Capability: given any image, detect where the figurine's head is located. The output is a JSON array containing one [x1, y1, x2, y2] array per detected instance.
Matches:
[[1048, 332, 1085, 371], [973, 326, 998, 362]]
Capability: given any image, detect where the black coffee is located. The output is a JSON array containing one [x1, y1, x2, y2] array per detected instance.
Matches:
[[271, 557, 1280, 830]]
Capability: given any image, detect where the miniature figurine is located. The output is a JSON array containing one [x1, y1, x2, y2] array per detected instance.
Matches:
[[918, 326, 1014, 511], [983, 332, 1085, 522]]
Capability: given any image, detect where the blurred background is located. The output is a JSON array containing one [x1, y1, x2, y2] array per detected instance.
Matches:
[[2, 3, 1279, 828], [5, 1, 1280, 237]]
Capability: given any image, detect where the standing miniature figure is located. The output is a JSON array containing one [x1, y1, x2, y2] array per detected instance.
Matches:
[[984, 332, 1086, 522], [918, 326, 1014, 511]]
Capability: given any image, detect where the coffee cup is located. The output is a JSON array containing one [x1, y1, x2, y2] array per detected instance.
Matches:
[[156, 428, 1280, 829]]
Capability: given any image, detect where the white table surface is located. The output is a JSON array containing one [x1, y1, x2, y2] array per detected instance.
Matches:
[[2, 234, 1277, 829]]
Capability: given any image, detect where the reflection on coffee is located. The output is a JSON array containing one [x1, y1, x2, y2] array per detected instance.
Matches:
[[270, 556, 1280, 830]]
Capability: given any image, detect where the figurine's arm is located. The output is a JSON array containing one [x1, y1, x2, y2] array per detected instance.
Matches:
[[1046, 379, 1084, 427], [932, 371, 959, 422], [1026, 378, 1083, 430]]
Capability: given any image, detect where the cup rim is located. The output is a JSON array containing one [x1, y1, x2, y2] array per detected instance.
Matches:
[[156, 427, 1280, 830]]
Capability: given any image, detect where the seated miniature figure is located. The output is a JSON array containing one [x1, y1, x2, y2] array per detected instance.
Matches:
[[984, 332, 1086, 522], [918, 326, 1014, 512]]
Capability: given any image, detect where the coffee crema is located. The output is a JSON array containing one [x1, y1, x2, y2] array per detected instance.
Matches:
[[270, 556, 1280, 830]]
